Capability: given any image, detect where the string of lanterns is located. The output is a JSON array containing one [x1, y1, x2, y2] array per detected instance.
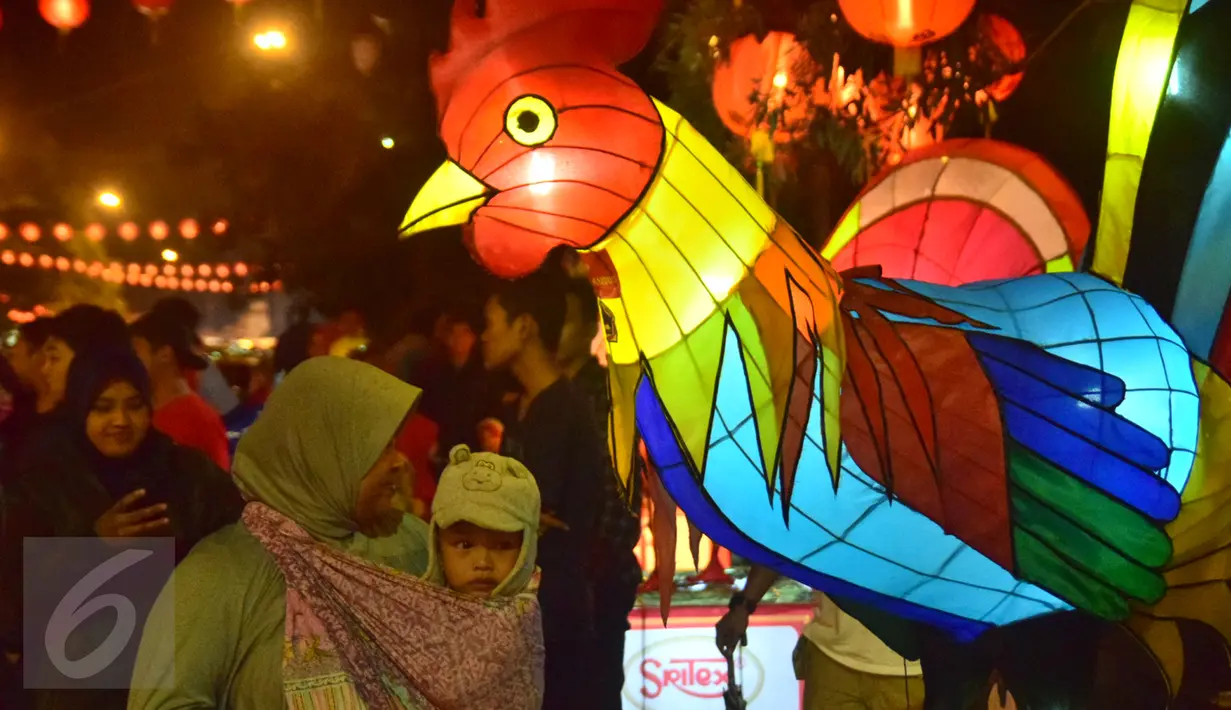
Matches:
[[0, 246, 250, 293], [0, 219, 228, 245]]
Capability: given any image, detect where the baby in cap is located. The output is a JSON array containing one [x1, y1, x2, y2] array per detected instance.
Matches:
[[424, 444, 541, 597]]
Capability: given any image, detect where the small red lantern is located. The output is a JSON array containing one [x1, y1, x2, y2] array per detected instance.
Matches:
[[163, 264, 176, 277], [179, 219, 199, 240], [199, 264, 213, 277], [154, 275, 167, 288], [72, 259, 86, 273], [40, 0, 90, 33], [119, 222, 139, 241], [53, 223, 73, 242], [127, 272, 140, 286], [212, 219, 228, 235], [87, 262, 103, 277], [149, 220, 169, 241], [180, 265, 194, 278], [221, 281, 234, 294], [1, 251, 15, 265], [18, 253, 33, 267], [55, 257, 70, 271], [207, 280, 221, 293], [140, 274, 153, 287], [979, 15, 1026, 103], [144, 264, 157, 276], [838, 0, 975, 48], [216, 264, 231, 279], [712, 33, 819, 145], [234, 262, 248, 277], [181, 279, 194, 292], [86, 223, 105, 242], [0, 225, 8, 241], [37, 255, 53, 269], [194, 279, 207, 291], [167, 276, 180, 290], [20, 224, 40, 242]]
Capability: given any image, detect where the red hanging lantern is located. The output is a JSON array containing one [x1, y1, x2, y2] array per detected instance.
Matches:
[[221, 281, 234, 294], [40, 0, 90, 34], [149, 220, 170, 241], [712, 32, 819, 145], [55, 257, 70, 271], [1, 251, 14, 265], [838, 0, 974, 76], [838, 0, 975, 47], [979, 15, 1026, 103], [37, 255, 53, 269], [20, 224, 40, 243], [0, 225, 8, 241], [216, 264, 231, 279], [119, 222, 139, 242], [179, 218, 199, 240], [18, 253, 34, 267], [53, 223, 73, 242], [86, 223, 106, 242]]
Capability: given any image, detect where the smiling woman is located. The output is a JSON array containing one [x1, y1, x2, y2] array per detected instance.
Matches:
[[0, 346, 244, 710]]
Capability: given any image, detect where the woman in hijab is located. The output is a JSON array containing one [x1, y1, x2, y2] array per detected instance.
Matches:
[[128, 357, 543, 710], [0, 347, 244, 710]]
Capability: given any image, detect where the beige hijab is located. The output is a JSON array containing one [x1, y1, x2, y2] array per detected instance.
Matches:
[[233, 356, 426, 563]]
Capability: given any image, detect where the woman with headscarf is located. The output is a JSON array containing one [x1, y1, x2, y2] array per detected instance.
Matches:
[[0, 347, 244, 710], [128, 357, 543, 710]]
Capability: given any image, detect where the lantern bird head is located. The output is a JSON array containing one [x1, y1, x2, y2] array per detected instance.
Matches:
[[400, 0, 665, 279]]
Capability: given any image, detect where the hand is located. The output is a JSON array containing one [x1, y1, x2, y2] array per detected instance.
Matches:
[[94, 489, 170, 538], [538, 512, 569, 536], [715, 605, 750, 657]]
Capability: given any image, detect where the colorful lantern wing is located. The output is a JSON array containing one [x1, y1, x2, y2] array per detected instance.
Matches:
[[823, 139, 1090, 285]]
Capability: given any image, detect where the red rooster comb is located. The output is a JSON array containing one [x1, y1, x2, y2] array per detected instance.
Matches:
[[430, 0, 662, 116]]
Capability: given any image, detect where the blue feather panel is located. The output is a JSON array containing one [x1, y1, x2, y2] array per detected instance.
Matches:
[[636, 322, 1071, 640], [867, 273, 1200, 495]]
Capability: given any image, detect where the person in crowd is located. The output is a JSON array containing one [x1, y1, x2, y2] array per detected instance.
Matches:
[[129, 357, 543, 710], [0, 347, 244, 710], [147, 297, 240, 416], [4, 317, 53, 409], [130, 312, 231, 471], [40, 304, 131, 415], [716, 565, 925, 710], [559, 276, 643, 709], [482, 268, 605, 710], [1, 319, 53, 481], [477, 417, 505, 453], [423, 444, 541, 600], [416, 307, 506, 460]]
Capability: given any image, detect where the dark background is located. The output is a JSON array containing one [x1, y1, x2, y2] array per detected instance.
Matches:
[[0, 0, 1130, 328]]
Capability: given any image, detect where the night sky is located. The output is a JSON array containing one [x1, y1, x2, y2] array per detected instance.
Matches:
[[0, 0, 1136, 317]]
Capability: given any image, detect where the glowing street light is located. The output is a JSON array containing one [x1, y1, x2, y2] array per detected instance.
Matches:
[[381, 136, 395, 150], [253, 29, 288, 52], [98, 191, 122, 208], [161, 249, 179, 263]]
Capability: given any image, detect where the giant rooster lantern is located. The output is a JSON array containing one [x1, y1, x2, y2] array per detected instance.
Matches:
[[402, 0, 1231, 704]]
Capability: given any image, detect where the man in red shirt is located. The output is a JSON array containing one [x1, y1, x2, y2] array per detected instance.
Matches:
[[130, 312, 232, 472]]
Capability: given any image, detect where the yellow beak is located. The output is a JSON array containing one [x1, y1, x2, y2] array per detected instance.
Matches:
[[399, 160, 491, 239]]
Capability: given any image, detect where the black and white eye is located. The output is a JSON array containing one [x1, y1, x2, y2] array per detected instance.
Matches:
[[504, 95, 558, 147]]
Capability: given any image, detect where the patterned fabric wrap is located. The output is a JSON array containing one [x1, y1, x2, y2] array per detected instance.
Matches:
[[243, 502, 545, 710]]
